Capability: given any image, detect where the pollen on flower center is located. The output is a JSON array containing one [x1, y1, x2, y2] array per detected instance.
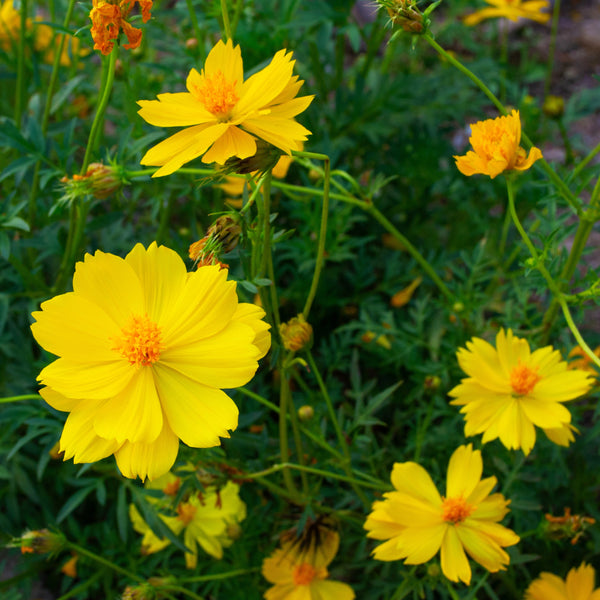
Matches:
[[176, 502, 197, 525], [292, 563, 317, 585], [442, 496, 475, 524], [510, 363, 540, 395], [112, 314, 163, 366], [192, 70, 239, 119]]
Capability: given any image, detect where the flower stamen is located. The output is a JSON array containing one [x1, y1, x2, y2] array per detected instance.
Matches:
[[510, 362, 540, 395], [112, 314, 163, 366], [442, 496, 475, 524], [292, 563, 318, 585], [192, 71, 239, 120]]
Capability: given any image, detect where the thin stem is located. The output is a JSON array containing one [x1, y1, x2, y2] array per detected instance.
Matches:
[[500, 454, 526, 495], [157, 586, 204, 600], [231, 0, 244, 37], [244, 462, 387, 491], [179, 567, 259, 584], [81, 47, 118, 174], [220, 0, 232, 40], [15, 0, 28, 124], [66, 542, 145, 584], [559, 298, 600, 369], [305, 350, 370, 507], [0, 394, 40, 404], [299, 152, 330, 319], [278, 354, 299, 497], [185, 0, 202, 43], [571, 140, 600, 180], [544, 0, 561, 98]]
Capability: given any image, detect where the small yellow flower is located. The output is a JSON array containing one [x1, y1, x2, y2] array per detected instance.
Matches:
[[454, 110, 543, 179], [130, 480, 246, 567], [448, 329, 594, 455], [262, 529, 355, 600], [31, 242, 270, 481], [364, 444, 520, 585], [464, 0, 551, 25], [280, 314, 313, 352], [137, 39, 313, 177], [525, 563, 600, 600], [0, 0, 23, 51]]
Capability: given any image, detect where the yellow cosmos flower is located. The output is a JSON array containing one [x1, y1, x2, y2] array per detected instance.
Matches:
[[130, 479, 246, 567], [364, 444, 519, 585], [137, 39, 314, 177], [464, 0, 551, 26], [448, 329, 594, 455], [454, 110, 543, 179], [262, 529, 355, 600], [31, 242, 270, 481], [525, 563, 600, 600], [0, 0, 22, 51]]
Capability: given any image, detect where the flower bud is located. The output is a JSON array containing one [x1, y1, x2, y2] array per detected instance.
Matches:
[[543, 95, 565, 119], [424, 375, 441, 392], [279, 314, 313, 352], [19, 529, 66, 555], [297, 405, 314, 421]]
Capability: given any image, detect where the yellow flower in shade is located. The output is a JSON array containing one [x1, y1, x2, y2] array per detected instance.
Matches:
[[262, 529, 355, 600], [137, 39, 313, 177], [30, 242, 270, 481], [130, 480, 246, 567], [525, 563, 600, 600], [454, 110, 543, 179], [89, 0, 152, 56], [364, 444, 519, 585], [568, 345, 600, 377], [464, 0, 551, 26], [0, 0, 22, 51], [448, 329, 594, 455]]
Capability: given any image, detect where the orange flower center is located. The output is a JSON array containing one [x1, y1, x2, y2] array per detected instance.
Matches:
[[442, 496, 474, 524], [510, 362, 540, 395], [112, 314, 163, 366], [194, 71, 239, 119], [176, 502, 197, 525], [292, 563, 318, 586]]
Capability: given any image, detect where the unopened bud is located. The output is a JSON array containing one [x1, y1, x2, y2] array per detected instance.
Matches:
[[226, 522, 243, 540], [543, 95, 565, 119], [19, 529, 66, 555], [424, 375, 441, 391], [298, 405, 314, 421], [185, 37, 198, 50]]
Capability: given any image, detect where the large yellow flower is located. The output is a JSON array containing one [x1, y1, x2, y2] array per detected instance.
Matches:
[[464, 0, 551, 26], [454, 110, 543, 179], [449, 329, 594, 455], [0, 0, 22, 51], [31, 242, 270, 480], [525, 563, 600, 600], [137, 39, 313, 177], [364, 444, 519, 585], [130, 476, 246, 567], [262, 529, 355, 600]]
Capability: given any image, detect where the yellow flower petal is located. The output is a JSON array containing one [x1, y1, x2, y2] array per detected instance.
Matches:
[[201, 125, 257, 165], [440, 526, 471, 584], [137, 93, 213, 127], [446, 444, 482, 499]]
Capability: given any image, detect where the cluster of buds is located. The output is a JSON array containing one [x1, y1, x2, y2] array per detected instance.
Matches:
[[378, 0, 437, 34], [188, 215, 242, 269], [279, 314, 313, 352], [544, 508, 596, 545], [59, 161, 125, 207]]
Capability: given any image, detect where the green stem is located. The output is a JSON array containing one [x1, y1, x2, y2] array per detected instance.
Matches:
[[244, 462, 387, 491], [559, 297, 600, 370], [544, 0, 561, 97], [80, 47, 118, 175], [305, 350, 370, 507], [424, 32, 580, 214], [157, 586, 204, 600], [14, 0, 28, 124], [220, 0, 232, 40], [0, 394, 40, 403], [278, 355, 299, 496], [571, 140, 600, 180], [179, 567, 259, 584], [185, 0, 202, 43], [231, 0, 244, 37], [66, 542, 145, 584], [295, 151, 330, 319]]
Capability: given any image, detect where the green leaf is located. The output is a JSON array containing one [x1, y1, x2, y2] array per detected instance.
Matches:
[[57, 485, 96, 523]]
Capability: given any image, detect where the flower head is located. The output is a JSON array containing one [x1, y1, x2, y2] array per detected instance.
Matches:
[[364, 444, 519, 585], [454, 110, 543, 179], [525, 563, 600, 600], [89, 0, 152, 55], [543, 507, 595, 545], [0, 0, 22, 51], [31, 242, 270, 480], [130, 479, 246, 567], [262, 528, 355, 600], [449, 329, 593, 455], [464, 0, 550, 26], [137, 39, 313, 177], [279, 314, 313, 352]]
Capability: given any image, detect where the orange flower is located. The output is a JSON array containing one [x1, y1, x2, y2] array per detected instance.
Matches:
[[454, 110, 542, 179], [89, 0, 152, 55]]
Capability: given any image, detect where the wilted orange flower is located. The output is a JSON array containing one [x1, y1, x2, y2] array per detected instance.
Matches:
[[454, 110, 542, 179], [568, 345, 600, 376], [544, 508, 596, 545], [464, 0, 550, 26], [89, 0, 152, 55]]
